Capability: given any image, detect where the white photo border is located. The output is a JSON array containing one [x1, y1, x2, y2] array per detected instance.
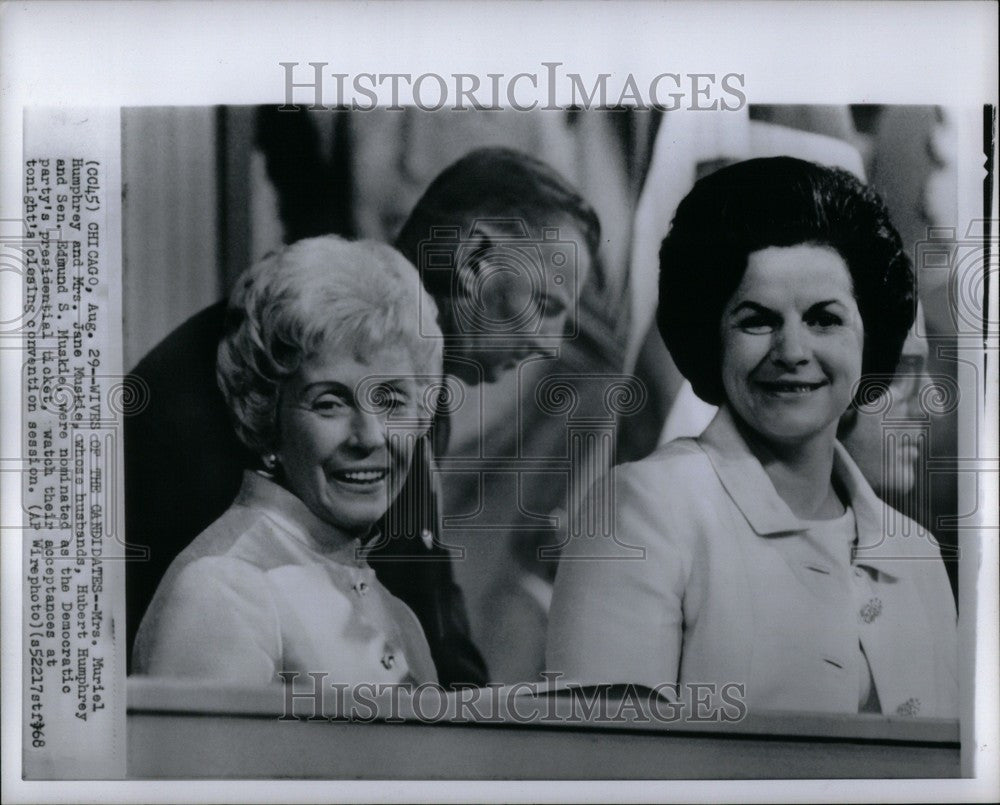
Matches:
[[1, 1, 997, 802]]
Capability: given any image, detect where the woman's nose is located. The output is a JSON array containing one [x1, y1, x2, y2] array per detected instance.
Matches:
[[771, 323, 810, 366], [348, 410, 386, 450]]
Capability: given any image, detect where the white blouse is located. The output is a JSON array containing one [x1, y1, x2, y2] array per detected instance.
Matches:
[[133, 471, 437, 687], [546, 406, 958, 718], [798, 507, 881, 711]]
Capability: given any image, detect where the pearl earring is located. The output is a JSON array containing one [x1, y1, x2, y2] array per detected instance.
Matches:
[[262, 453, 279, 471]]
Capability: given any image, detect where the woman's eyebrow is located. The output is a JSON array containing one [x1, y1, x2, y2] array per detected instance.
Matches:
[[361, 379, 413, 395], [806, 299, 846, 310], [382, 379, 413, 391], [729, 300, 774, 316], [301, 380, 353, 397]]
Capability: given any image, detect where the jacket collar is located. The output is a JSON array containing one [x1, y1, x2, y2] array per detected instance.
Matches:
[[697, 407, 899, 576], [235, 470, 370, 565]]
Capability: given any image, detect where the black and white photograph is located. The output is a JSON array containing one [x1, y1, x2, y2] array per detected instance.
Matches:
[[1, 1, 997, 802]]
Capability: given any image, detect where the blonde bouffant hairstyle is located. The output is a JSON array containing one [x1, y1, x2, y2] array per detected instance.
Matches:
[[217, 235, 442, 455]]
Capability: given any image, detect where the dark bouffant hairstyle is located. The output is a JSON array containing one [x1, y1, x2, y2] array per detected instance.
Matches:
[[393, 146, 604, 302], [657, 156, 914, 405]]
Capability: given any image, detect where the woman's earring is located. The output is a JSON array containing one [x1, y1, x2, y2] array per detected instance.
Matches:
[[262, 453, 279, 472]]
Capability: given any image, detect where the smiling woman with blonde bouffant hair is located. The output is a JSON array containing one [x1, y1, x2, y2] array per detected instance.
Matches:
[[133, 235, 443, 686]]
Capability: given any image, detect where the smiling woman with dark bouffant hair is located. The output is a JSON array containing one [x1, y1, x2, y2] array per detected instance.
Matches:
[[547, 157, 958, 718], [133, 235, 442, 686]]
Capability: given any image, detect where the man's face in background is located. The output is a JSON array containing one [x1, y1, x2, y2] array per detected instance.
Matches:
[[443, 220, 590, 385]]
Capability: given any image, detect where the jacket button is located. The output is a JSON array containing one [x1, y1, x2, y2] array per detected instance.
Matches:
[[381, 653, 396, 670], [859, 597, 882, 623], [353, 580, 369, 596], [853, 567, 865, 578]]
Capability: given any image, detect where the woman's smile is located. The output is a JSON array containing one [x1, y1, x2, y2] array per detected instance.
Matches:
[[720, 244, 864, 449], [755, 378, 829, 396], [276, 347, 429, 535], [326, 466, 389, 488]]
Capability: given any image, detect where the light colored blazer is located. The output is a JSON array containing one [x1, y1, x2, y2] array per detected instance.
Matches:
[[546, 407, 958, 717], [134, 471, 437, 687]]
